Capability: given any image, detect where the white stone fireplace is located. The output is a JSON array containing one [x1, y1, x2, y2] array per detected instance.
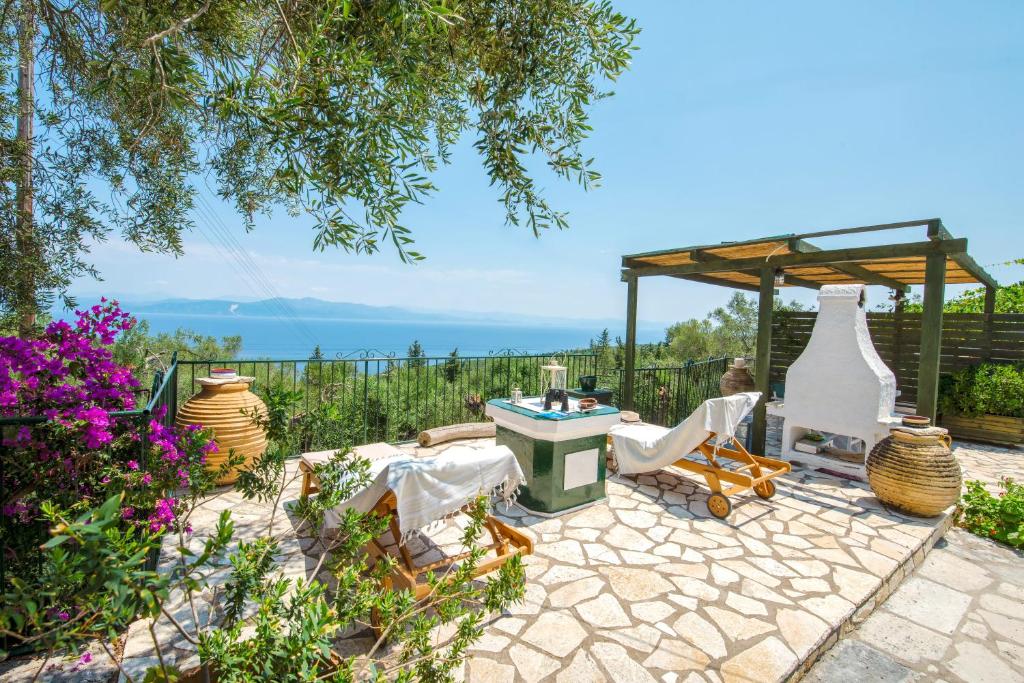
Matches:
[[767, 284, 901, 459]]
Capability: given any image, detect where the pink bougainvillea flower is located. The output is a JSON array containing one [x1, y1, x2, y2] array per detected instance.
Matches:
[[1, 299, 216, 544]]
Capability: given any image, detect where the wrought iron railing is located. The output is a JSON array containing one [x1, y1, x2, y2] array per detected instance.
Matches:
[[610, 357, 733, 426], [2, 348, 737, 587], [175, 352, 600, 449]]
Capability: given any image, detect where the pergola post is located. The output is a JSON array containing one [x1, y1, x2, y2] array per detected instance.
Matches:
[[623, 275, 638, 410], [983, 284, 997, 361], [751, 267, 774, 454], [917, 252, 947, 422], [892, 290, 905, 382]]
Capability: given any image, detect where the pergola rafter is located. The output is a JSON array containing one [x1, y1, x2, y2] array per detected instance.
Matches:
[[619, 218, 999, 455]]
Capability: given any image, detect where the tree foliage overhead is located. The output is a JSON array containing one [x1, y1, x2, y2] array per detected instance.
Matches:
[[0, 0, 638, 318]]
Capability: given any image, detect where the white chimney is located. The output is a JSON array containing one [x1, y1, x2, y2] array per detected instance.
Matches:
[[772, 285, 899, 458]]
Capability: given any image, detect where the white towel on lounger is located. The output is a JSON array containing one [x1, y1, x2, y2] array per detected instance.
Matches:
[[609, 393, 760, 475], [320, 444, 525, 538]]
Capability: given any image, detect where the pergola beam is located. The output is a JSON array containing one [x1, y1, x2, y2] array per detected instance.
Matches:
[[622, 233, 797, 268], [791, 218, 938, 241], [928, 219, 998, 289], [949, 252, 998, 290], [621, 239, 968, 280], [671, 274, 761, 292], [777, 273, 823, 290], [688, 250, 821, 290], [620, 217, 943, 269], [787, 239, 911, 293]]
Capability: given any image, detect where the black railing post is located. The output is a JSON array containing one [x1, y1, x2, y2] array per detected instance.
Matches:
[[362, 360, 369, 444]]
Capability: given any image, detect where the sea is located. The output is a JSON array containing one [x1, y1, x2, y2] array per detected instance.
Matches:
[[137, 313, 665, 360]]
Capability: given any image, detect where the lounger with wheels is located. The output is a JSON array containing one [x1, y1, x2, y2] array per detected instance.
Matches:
[[609, 392, 791, 519], [299, 442, 534, 630]]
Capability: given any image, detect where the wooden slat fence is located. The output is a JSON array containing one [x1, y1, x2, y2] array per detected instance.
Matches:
[[770, 312, 1024, 407]]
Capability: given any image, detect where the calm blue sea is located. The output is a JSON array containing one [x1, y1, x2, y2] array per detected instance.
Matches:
[[137, 313, 664, 360]]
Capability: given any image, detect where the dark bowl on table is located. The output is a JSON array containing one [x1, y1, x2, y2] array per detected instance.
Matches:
[[579, 375, 598, 392]]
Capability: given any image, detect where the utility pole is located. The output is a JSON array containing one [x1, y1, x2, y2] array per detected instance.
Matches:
[[15, 0, 36, 336]]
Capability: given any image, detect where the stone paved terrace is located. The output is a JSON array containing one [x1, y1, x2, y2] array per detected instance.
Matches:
[[806, 526, 1024, 683], [4, 423, 1021, 682], [806, 439, 1024, 683], [446, 441, 955, 683]]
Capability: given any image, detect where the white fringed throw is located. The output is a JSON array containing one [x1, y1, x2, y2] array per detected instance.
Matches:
[[321, 444, 525, 539], [609, 392, 760, 475]]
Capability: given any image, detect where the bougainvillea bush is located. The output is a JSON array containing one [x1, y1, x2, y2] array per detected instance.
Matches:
[[0, 300, 218, 648], [1, 301, 525, 680]]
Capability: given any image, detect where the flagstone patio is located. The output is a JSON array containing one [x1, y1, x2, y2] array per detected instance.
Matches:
[[92, 421, 1021, 683]]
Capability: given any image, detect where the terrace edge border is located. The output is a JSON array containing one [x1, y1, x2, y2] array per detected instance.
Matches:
[[785, 510, 955, 681]]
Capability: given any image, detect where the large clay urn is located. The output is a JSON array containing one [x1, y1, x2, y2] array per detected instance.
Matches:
[[176, 377, 268, 485], [865, 417, 961, 517], [720, 358, 756, 397]]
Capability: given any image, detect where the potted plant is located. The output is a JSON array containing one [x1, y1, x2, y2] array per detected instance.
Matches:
[[939, 362, 1024, 446]]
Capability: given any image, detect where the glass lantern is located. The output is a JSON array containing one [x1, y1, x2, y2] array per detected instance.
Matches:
[[540, 357, 567, 392]]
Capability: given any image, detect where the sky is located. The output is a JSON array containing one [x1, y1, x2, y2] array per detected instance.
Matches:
[[73, 1, 1024, 326]]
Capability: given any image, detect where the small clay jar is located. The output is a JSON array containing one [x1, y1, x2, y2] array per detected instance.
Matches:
[[720, 358, 756, 397]]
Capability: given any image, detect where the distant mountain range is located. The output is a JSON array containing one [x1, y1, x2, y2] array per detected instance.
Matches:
[[129, 297, 442, 322], [117, 296, 664, 330]]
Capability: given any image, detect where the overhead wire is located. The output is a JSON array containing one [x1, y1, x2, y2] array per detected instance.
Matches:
[[189, 184, 321, 350], [191, 197, 320, 349]]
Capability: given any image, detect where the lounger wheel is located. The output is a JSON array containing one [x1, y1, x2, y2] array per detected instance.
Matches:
[[707, 493, 732, 519], [754, 479, 776, 500]]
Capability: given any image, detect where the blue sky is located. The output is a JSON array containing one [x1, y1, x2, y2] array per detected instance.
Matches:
[[76, 1, 1024, 324]]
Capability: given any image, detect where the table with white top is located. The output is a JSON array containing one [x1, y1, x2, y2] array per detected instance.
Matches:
[[485, 397, 620, 516]]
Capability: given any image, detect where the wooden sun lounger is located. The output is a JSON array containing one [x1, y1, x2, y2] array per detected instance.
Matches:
[[299, 450, 533, 633], [675, 432, 791, 519]]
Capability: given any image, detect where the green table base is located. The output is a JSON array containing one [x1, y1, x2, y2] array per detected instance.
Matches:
[[497, 425, 607, 515]]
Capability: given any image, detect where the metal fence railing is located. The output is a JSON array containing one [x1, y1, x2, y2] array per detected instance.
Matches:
[[3, 349, 739, 602], [612, 357, 732, 426], [176, 353, 600, 449], [173, 354, 740, 443]]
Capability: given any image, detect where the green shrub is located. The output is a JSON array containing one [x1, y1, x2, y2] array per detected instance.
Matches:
[[939, 362, 1024, 418], [957, 479, 1024, 549]]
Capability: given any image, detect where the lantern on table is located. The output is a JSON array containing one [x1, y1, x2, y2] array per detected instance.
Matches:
[[540, 358, 567, 392], [540, 358, 570, 411]]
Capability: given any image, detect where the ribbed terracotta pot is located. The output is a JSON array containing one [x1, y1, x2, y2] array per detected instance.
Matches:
[[720, 358, 755, 397], [176, 380, 268, 485], [866, 421, 961, 517]]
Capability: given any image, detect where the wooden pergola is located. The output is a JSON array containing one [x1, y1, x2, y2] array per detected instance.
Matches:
[[620, 218, 999, 455]]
